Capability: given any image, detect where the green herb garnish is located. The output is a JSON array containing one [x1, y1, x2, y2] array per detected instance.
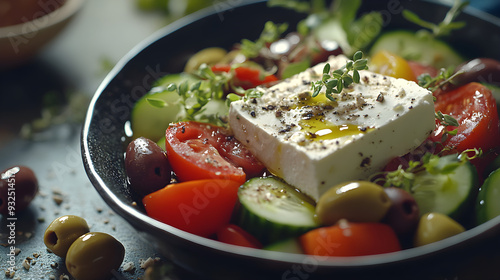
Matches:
[[240, 21, 289, 58], [418, 67, 464, 92], [310, 51, 368, 101], [147, 64, 231, 127], [268, 0, 382, 56], [373, 149, 481, 192], [402, 0, 469, 38], [435, 111, 459, 144]]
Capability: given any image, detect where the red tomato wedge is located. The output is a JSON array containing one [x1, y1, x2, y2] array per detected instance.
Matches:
[[431, 83, 500, 155], [216, 224, 263, 249], [211, 65, 278, 89], [143, 179, 241, 237], [165, 121, 265, 184], [300, 222, 401, 257], [408, 60, 439, 79]]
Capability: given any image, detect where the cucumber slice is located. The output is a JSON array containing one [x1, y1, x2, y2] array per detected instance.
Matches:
[[235, 177, 319, 245], [476, 168, 500, 225], [264, 238, 304, 254], [369, 30, 464, 69], [131, 73, 196, 142], [411, 154, 477, 219]]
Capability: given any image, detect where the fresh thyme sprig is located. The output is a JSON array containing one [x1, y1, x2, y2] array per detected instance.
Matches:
[[402, 0, 469, 38], [417, 67, 465, 92], [310, 51, 368, 101], [240, 21, 289, 58], [435, 111, 459, 143], [147, 64, 232, 127], [373, 149, 481, 192]]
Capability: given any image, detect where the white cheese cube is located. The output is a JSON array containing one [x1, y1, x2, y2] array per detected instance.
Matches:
[[229, 55, 435, 201]]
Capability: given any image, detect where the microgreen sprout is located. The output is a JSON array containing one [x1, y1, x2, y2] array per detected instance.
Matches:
[[310, 51, 368, 101], [402, 0, 469, 38]]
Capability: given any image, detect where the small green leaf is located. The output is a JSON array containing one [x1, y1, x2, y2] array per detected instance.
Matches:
[[353, 59, 368, 70], [146, 98, 168, 108], [166, 83, 177, 91], [353, 50, 363, 61], [190, 81, 202, 91], [353, 69, 360, 83], [443, 115, 459, 127], [323, 63, 331, 74]]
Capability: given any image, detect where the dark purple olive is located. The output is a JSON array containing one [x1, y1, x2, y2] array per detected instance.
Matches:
[[125, 137, 172, 196], [0, 166, 39, 215], [383, 187, 419, 236], [454, 58, 500, 86]]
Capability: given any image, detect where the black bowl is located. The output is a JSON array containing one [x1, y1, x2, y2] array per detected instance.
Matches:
[[82, 1, 500, 279]]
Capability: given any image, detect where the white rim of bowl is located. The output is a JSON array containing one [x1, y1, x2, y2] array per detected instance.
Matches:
[[0, 0, 85, 39]]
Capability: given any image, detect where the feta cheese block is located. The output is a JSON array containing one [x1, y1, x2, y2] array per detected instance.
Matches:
[[229, 55, 435, 201]]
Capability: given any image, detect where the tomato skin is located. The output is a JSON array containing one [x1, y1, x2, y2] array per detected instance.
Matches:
[[211, 65, 278, 89], [165, 122, 264, 184], [216, 224, 263, 249], [431, 83, 500, 154], [143, 179, 241, 237], [408, 61, 439, 79], [300, 222, 401, 257], [370, 50, 417, 82]]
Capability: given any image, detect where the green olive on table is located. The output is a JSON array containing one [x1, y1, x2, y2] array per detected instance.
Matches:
[[316, 181, 392, 225], [66, 232, 125, 280], [413, 212, 465, 247], [43, 215, 90, 257]]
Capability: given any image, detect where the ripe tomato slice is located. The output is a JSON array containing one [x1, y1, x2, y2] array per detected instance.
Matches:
[[300, 222, 401, 257], [408, 60, 439, 79], [165, 121, 264, 184], [216, 224, 263, 249], [211, 65, 278, 90], [431, 83, 500, 155], [143, 179, 241, 237]]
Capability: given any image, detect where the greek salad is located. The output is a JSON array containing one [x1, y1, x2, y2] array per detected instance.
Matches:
[[124, 0, 500, 257]]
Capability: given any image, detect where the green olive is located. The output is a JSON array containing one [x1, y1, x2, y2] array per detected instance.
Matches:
[[43, 215, 90, 257], [184, 47, 227, 73], [413, 212, 465, 247], [66, 232, 125, 280], [316, 181, 392, 225]]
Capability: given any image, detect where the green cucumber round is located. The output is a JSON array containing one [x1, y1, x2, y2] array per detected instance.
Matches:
[[411, 154, 477, 219], [476, 168, 500, 225], [369, 30, 464, 69], [131, 73, 196, 141], [264, 238, 304, 254], [235, 177, 319, 245]]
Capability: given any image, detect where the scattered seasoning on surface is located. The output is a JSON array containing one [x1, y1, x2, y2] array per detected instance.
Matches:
[[22, 259, 30, 270], [376, 93, 384, 102], [360, 157, 371, 167], [52, 194, 64, 205], [122, 261, 136, 273]]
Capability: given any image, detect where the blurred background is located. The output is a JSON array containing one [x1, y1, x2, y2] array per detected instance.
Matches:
[[0, 0, 500, 279]]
